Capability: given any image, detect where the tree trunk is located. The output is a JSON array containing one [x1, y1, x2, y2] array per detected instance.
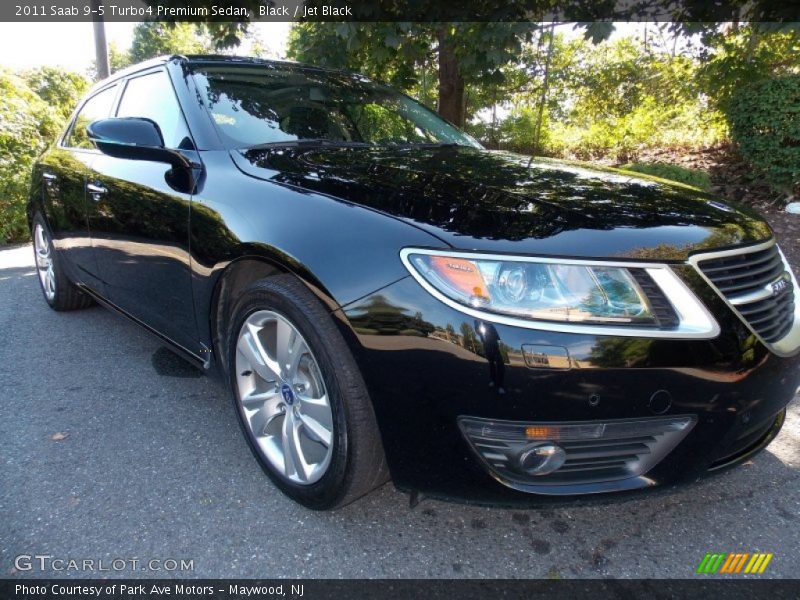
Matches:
[[437, 29, 465, 127], [533, 22, 556, 154]]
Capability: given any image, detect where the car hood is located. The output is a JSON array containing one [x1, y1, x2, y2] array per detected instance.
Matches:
[[231, 145, 771, 260]]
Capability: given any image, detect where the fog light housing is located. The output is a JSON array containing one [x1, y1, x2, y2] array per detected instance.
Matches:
[[518, 442, 566, 476], [458, 414, 696, 494]]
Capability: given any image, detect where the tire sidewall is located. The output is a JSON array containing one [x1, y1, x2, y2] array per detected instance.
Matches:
[[226, 280, 351, 509]]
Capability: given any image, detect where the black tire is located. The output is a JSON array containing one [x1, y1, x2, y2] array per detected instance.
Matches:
[[226, 274, 389, 509], [31, 213, 94, 311]]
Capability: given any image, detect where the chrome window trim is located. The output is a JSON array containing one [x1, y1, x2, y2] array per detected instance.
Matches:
[[688, 239, 800, 357], [58, 82, 121, 151], [400, 248, 720, 339]]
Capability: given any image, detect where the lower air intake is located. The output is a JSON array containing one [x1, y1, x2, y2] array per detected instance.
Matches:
[[458, 415, 696, 494]]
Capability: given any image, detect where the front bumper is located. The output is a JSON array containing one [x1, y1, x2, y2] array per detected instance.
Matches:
[[334, 270, 800, 506]]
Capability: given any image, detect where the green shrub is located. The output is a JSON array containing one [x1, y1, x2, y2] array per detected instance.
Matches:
[[726, 75, 800, 196], [0, 70, 60, 244], [618, 162, 712, 191]]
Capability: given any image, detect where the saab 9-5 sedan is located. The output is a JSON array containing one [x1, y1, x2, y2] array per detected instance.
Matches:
[[28, 55, 800, 508]]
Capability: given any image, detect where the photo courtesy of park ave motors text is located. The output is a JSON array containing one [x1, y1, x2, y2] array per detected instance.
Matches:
[[1, 0, 799, 587]]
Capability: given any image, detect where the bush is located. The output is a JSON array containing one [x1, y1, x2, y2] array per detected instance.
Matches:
[[0, 70, 61, 244], [726, 75, 800, 196], [618, 162, 712, 191], [22, 67, 89, 121], [468, 106, 563, 156], [547, 96, 728, 162]]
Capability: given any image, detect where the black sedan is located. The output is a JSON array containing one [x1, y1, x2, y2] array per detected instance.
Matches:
[[28, 55, 800, 509]]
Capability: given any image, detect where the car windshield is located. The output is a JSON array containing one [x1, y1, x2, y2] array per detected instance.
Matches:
[[192, 65, 482, 150]]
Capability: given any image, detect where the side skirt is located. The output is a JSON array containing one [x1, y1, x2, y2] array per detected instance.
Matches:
[[78, 284, 209, 370]]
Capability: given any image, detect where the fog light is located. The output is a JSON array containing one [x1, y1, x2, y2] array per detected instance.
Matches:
[[518, 442, 566, 476]]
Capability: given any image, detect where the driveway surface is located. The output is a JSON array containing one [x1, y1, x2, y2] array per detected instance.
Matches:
[[1, 243, 798, 579]]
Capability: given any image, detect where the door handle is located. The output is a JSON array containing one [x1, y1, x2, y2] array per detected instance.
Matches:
[[86, 182, 107, 201]]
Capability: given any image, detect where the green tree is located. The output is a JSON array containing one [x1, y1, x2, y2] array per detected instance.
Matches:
[[288, 22, 540, 127], [495, 34, 728, 160], [129, 22, 215, 63], [698, 24, 800, 112], [21, 66, 90, 121], [89, 40, 132, 79]]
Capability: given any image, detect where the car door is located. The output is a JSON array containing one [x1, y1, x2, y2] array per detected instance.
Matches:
[[37, 84, 119, 292], [87, 68, 199, 355]]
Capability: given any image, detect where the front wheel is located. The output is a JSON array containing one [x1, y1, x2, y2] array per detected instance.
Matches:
[[227, 274, 388, 509]]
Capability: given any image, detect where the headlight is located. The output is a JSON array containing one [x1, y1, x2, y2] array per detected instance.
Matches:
[[400, 249, 720, 338]]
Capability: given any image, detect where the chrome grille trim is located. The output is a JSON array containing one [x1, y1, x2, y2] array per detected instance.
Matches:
[[689, 240, 800, 356]]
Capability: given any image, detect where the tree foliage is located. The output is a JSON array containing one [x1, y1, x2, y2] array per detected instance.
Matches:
[[0, 70, 62, 243], [727, 75, 800, 196], [21, 67, 90, 121], [287, 22, 540, 126], [699, 24, 800, 112], [129, 22, 215, 63]]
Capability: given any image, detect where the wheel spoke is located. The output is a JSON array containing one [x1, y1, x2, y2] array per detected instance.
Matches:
[[240, 387, 280, 409], [282, 412, 311, 482], [237, 327, 279, 383], [287, 339, 308, 382], [275, 318, 302, 379], [297, 412, 332, 447], [247, 399, 283, 437], [250, 322, 284, 380], [298, 390, 331, 417], [35, 226, 47, 253]]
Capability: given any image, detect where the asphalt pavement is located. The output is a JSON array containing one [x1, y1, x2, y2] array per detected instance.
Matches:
[[1, 243, 798, 579]]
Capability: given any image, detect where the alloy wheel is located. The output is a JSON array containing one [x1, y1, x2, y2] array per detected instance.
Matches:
[[235, 310, 334, 485], [33, 222, 55, 301]]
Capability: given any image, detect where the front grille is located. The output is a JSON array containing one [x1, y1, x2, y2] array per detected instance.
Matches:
[[459, 415, 696, 492], [694, 243, 795, 343]]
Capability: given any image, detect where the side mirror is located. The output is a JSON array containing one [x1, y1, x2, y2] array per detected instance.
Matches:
[[86, 118, 191, 170]]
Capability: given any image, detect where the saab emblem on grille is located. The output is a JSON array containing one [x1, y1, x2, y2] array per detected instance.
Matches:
[[771, 276, 789, 297]]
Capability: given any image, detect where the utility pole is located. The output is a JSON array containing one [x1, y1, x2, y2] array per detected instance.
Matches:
[[91, 0, 110, 80]]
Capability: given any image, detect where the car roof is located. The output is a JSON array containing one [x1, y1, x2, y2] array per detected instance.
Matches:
[[88, 54, 355, 95]]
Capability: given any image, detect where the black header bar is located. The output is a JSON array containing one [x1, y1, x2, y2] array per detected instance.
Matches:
[[4, 0, 800, 22], [2, 579, 799, 600]]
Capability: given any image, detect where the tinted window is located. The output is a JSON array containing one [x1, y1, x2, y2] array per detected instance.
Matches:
[[192, 67, 481, 149], [64, 85, 117, 149], [117, 70, 192, 149]]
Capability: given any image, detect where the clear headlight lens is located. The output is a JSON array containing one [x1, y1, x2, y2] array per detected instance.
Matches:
[[407, 253, 656, 324]]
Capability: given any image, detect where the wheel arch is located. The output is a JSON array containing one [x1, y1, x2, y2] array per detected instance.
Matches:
[[206, 250, 341, 375]]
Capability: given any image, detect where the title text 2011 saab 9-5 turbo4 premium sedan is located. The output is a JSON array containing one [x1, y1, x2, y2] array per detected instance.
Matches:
[[29, 55, 800, 509]]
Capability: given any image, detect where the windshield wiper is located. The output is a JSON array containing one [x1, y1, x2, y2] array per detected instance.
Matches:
[[244, 139, 373, 151], [402, 142, 463, 149]]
